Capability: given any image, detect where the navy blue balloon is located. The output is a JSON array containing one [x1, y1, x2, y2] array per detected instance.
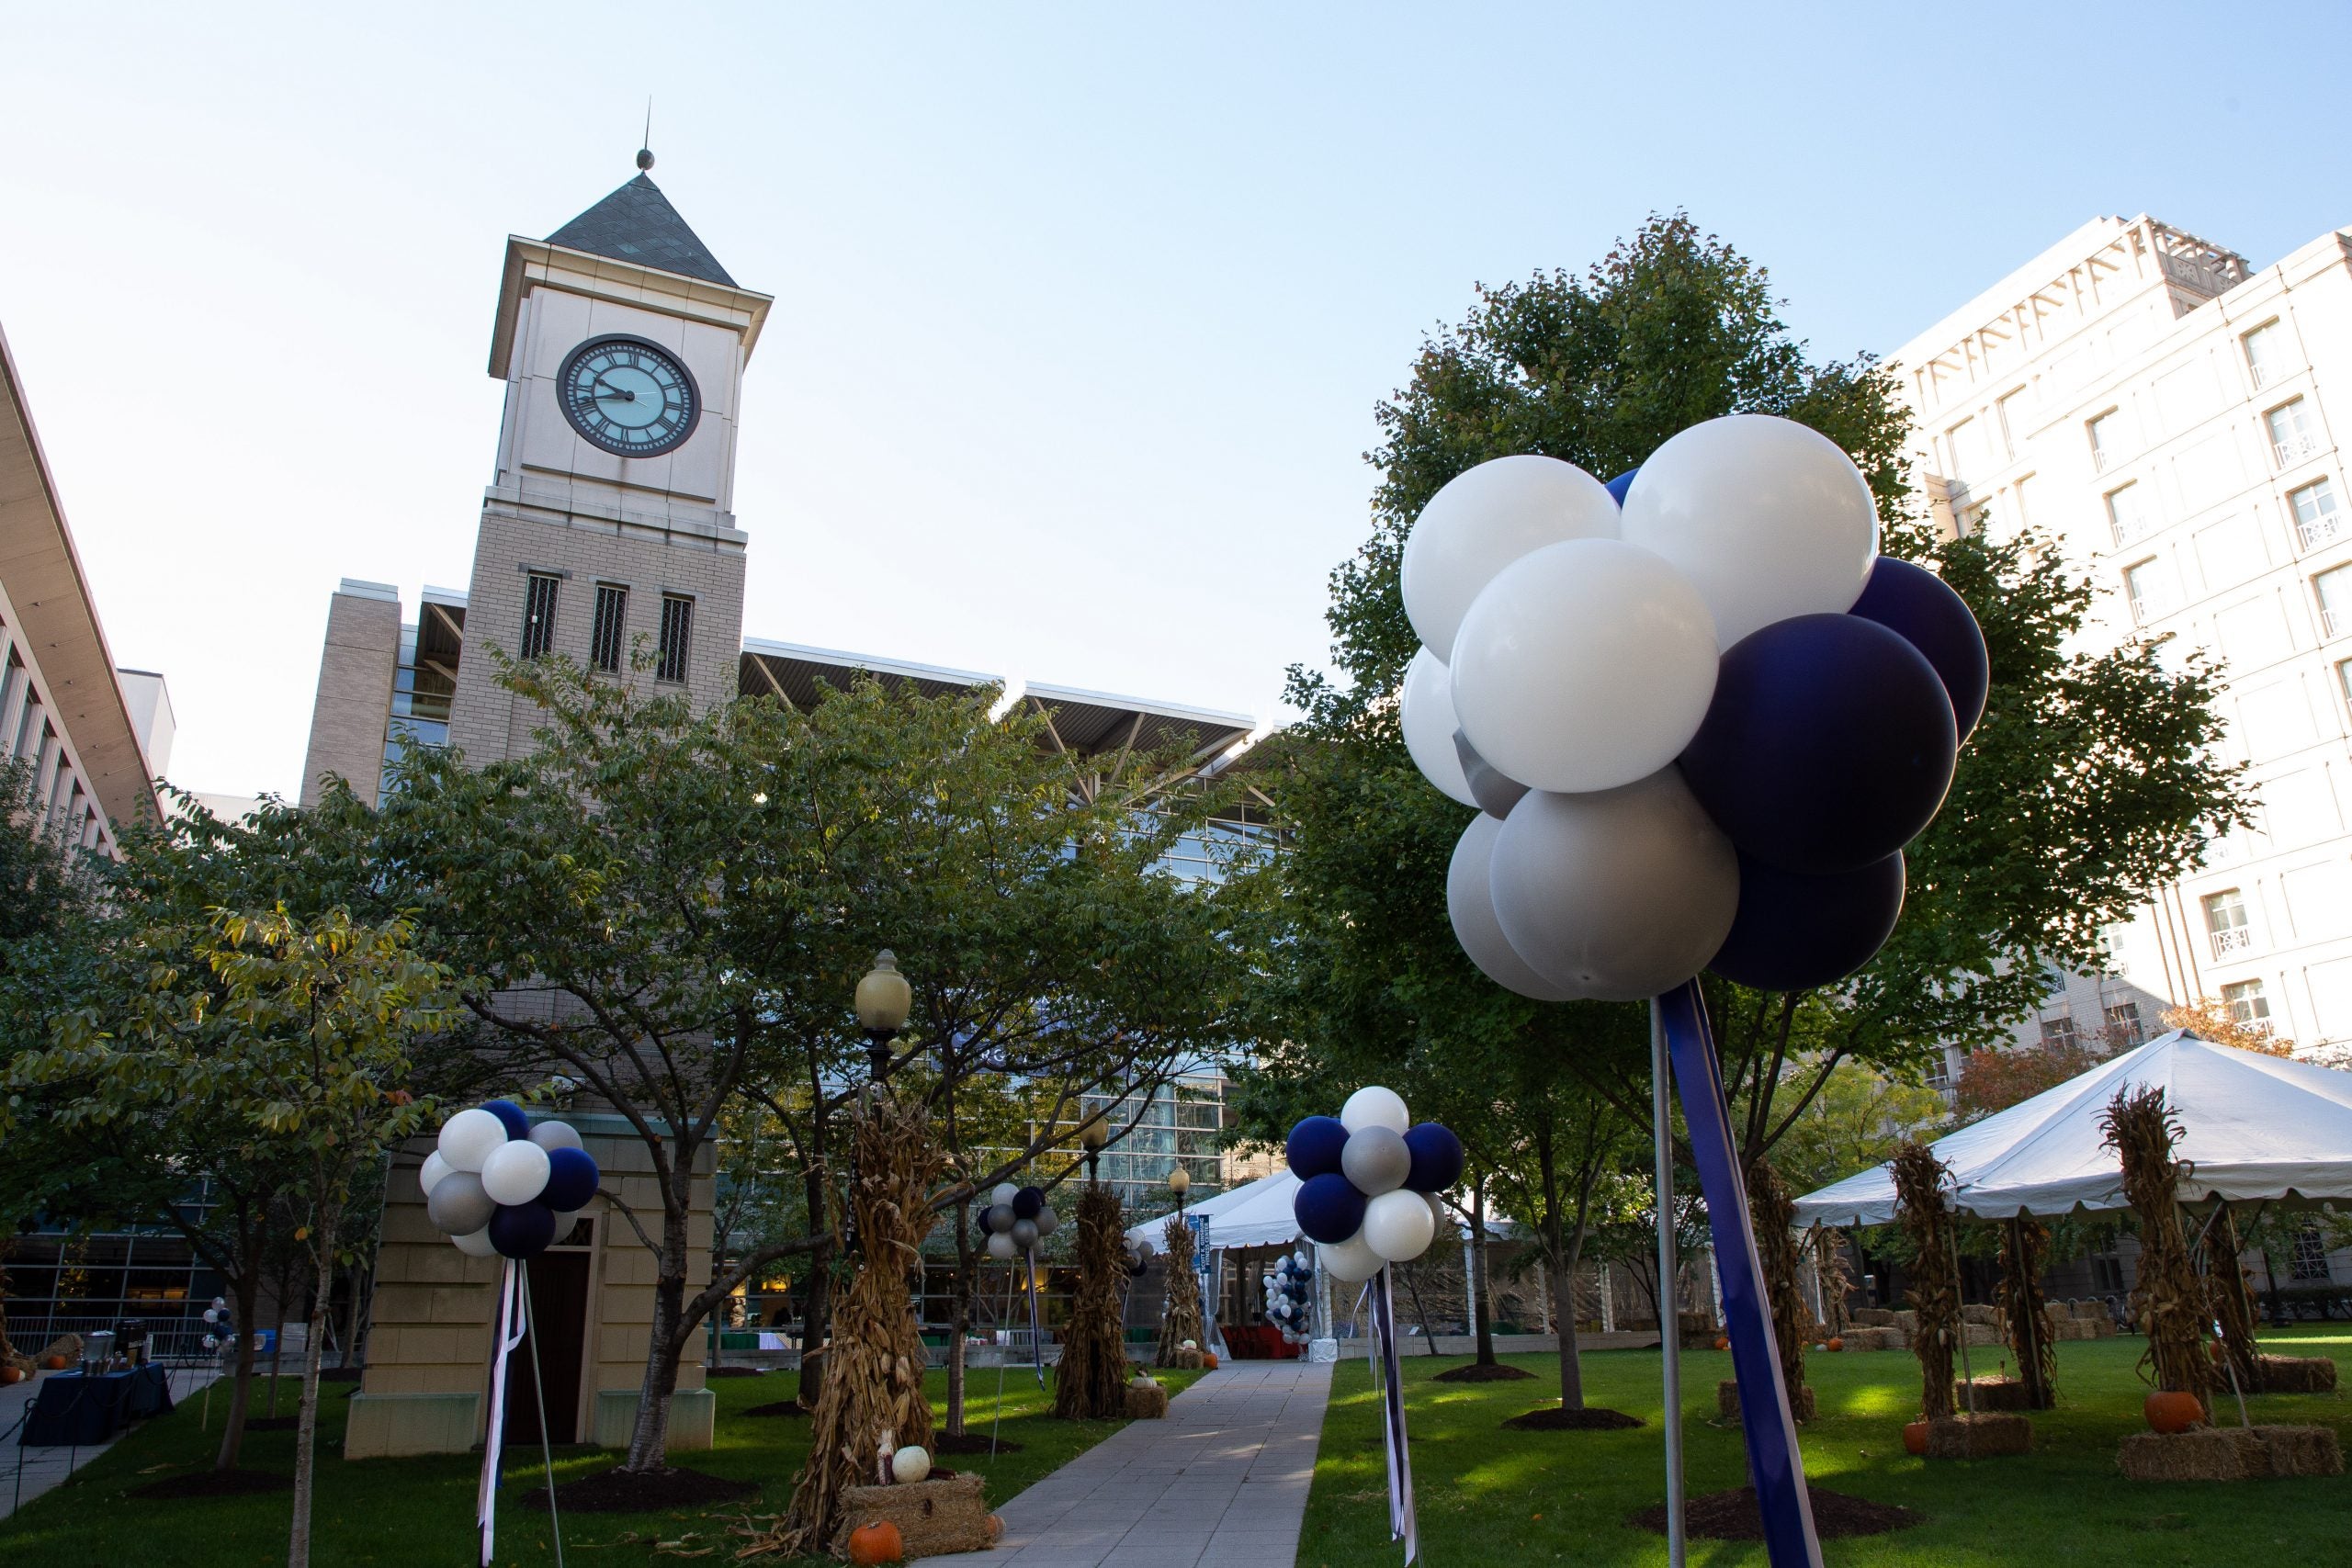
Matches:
[[1849, 558, 1989, 741], [1012, 1185, 1046, 1220], [1402, 1124, 1464, 1194], [540, 1146, 600, 1212], [1679, 615, 1958, 874], [1293, 1172, 1368, 1245], [1285, 1115, 1350, 1179], [488, 1200, 558, 1259], [1708, 852, 1906, 992], [481, 1100, 530, 1141], [1605, 468, 1639, 506]]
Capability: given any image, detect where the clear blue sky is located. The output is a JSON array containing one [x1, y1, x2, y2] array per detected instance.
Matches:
[[5, 2, 2346, 795]]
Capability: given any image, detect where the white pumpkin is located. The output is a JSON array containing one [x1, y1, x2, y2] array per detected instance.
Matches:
[[890, 1444, 932, 1484]]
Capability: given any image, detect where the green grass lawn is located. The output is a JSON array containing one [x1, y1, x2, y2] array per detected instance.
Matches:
[[0, 1361, 1202, 1567], [1302, 1329, 2352, 1567]]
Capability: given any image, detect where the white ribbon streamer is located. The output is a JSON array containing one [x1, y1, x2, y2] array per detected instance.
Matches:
[[478, 1258, 527, 1567], [1362, 1269, 1418, 1565]]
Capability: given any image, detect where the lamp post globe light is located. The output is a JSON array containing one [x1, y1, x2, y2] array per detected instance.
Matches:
[[855, 949, 912, 1079], [1081, 1117, 1110, 1184], [1168, 1162, 1190, 1217]]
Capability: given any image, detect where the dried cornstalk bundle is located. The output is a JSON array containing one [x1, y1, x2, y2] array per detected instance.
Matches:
[[1813, 1225, 1854, 1338], [1747, 1158, 1811, 1419], [1892, 1140, 1959, 1421], [2200, 1201, 2262, 1396], [1155, 1213, 1204, 1368], [2102, 1086, 2211, 1406], [1997, 1216, 2058, 1410], [743, 1091, 948, 1559], [1054, 1183, 1130, 1419]]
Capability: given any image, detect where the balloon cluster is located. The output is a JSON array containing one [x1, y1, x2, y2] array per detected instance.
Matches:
[[1121, 1230, 1157, 1280], [1402, 416, 1988, 998], [975, 1181, 1059, 1260], [199, 1294, 232, 1354], [423, 1100, 601, 1260], [1261, 1248, 1314, 1344], [1287, 1087, 1463, 1283]]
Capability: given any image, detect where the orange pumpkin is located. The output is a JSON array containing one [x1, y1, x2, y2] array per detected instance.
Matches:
[[847, 1521, 903, 1565], [1902, 1420, 1929, 1455], [43, 1355, 68, 1371], [1, 1366, 22, 1385], [1203, 1353, 1220, 1370], [1826, 1337, 1844, 1352], [2144, 1390, 2205, 1435], [985, 1514, 1005, 1543], [1713, 1337, 1730, 1351]]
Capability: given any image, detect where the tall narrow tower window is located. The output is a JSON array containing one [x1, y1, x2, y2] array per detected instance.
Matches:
[[521, 573, 560, 660], [657, 594, 694, 683], [591, 584, 628, 673]]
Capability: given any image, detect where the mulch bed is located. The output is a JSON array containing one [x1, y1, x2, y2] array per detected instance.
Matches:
[[741, 1400, 812, 1418], [1433, 1362, 1535, 1383], [1629, 1486, 1923, 1541], [132, 1468, 294, 1500], [320, 1368, 362, 1383], [705, 1365, 767, 1378], [520, 1466, 761, 1514], [933, 1431, 1023, 1454], [1503, 1406, 1644, 1431], [242, 1416, 300, 1432]]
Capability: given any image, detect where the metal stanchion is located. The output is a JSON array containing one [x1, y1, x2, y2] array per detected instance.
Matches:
[[1652, 1001, 1686, 1568], [521, 1264, 566, 1568]]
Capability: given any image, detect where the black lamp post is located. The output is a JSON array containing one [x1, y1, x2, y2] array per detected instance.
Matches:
[[854, 950, 912, 1080]]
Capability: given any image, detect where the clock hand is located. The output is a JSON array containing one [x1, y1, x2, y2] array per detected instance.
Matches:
[[591, 379, 638, 402]]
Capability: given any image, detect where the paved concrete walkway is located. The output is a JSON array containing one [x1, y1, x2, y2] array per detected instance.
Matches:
[[930, 1359, 1331, 1568]]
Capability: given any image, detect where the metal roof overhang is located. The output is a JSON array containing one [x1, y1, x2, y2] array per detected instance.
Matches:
[[739, 637, 1002, 709], [0, 324, 158, 831]]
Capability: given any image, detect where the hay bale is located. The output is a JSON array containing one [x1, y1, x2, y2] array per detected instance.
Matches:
[[1716, 1381, 1815, 1422], [1961, 1303, 2000, 1326], [2254, 1424, 2344, 1477], [1162, 1346, 1204, 1371], [2257, 1355, 2340, 1394], [1879, 1326, 1910, 1351], [1123, 1382, 1170, 1420], [833, 1472, 992, 1560], [2119, 1427, 2264, 1482], [1850, 1308, 1895, 1328], [1964, 1323, 2003, 1348], [1891, 1309, 1918, 1333], [1840, 1328, 1887, 1352], [1923, 1412, 2032, 1459], [33, 1333, 82, 1367], [1954, 1377, 2036, 1412]]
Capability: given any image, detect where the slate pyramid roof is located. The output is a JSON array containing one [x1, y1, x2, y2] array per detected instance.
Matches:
[[545, 173, 736, 287]]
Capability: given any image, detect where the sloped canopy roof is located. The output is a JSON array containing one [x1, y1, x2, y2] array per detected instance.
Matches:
[[1127, 1168, 1305, 1251], [546, 173, 735, 286], [1793, 1031, 2352, 1225]]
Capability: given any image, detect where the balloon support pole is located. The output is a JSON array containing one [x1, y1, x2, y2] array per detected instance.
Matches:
[[1650, 1002, 1685, 1568], [1657, 981, 1824, 1568]]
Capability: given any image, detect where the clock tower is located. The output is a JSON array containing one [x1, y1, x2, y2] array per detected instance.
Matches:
[[446, 157, 773, 763]]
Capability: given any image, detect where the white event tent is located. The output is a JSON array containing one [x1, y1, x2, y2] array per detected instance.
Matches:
[[1793, 1031, 2352, 1226], [1125, 1168, 1306, 1251]]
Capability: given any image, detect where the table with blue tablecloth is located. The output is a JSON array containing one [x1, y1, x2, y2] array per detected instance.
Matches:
[[19, 1366, 174, 1446]]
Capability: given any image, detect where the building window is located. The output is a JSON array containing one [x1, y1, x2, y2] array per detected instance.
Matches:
[[2316, 565, 2352, 638], [2108, 482, 2152, 547], [521, 572, 560, 660], [591, 584, 628, 674], [2290, 1225, 2333, 1281], [2268, 399, 2318, 468], [2040, 1013, 2079, 1048], [2290, 478, 2341, 552], [0, 646, 24, 757], [2122, 557, 2161, 623], [2243, 320, 2284, 389], [657, 594, 694, 683], [2104, 1000, 2143, 1049], [2222, 976, 2269, 1025], [2203, 888, 2250, 957], [2087, 408, 2122, 472]]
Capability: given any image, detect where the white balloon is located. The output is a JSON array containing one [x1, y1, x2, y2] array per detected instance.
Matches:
[[1340, 1086, 1409, 1135], [1619, 413, 1879, 649], [1424, 1192, 1450, 1237], [1363, 1190, 1438, 1263], [451, 1226, 498, 1258], [418, 1151, 452, 1197], [891, 1444, 932, 1484], [1451, 539, 1718, 795], [986, 1232, 1018, 1261], [1399, 649, 1478, 807], [437, 1108, 507, 1174], [551, 1209, 584, 1233], [1447, 813, 1584, 1000], [529, 1121, 584, 1154], [1317, 1231, 1385, 1284], [481, 1139, 552, 1206], [1402, 455, 1621, 662], [1491, 771, 1740, 1002]]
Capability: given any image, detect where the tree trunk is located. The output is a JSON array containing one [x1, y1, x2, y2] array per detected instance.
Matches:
[[619, 1200, 693, 1474], [1469, 1189, 1496, 1366], [287, 1209, 338, 1568], [797, 1161, 832, 1408], [341, 1262, 369, 1371], [1402, 1264, 1442, 1356], [215, 1271, 262, 1471]]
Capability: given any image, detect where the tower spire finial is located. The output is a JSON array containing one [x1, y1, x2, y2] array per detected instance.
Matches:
[[636, 97, 654, 173]]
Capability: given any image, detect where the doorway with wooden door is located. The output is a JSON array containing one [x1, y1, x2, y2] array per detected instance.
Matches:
[[504, 1223, 594, 1446]]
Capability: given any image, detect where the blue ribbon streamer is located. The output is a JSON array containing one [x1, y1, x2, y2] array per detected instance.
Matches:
[[1368, 1268, 1418, 1565], [1657, 979, 1824, 1568]]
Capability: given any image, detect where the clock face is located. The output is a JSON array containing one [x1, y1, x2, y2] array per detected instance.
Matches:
[[558, 335, 701, 457]]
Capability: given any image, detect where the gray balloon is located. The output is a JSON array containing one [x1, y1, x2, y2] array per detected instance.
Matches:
[[1454, 728, 1531, 820], [1011, 1218, 1040, 1250], [984, 1203, 1016, 1235], [425, 1170, 496, 1235], [1034, 1207, 1058, 1237], [1340, 1125, 1412, 1196]]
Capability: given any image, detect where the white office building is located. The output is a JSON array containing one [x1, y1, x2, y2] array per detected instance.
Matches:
[[1891, 216, 2352, 1066]]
